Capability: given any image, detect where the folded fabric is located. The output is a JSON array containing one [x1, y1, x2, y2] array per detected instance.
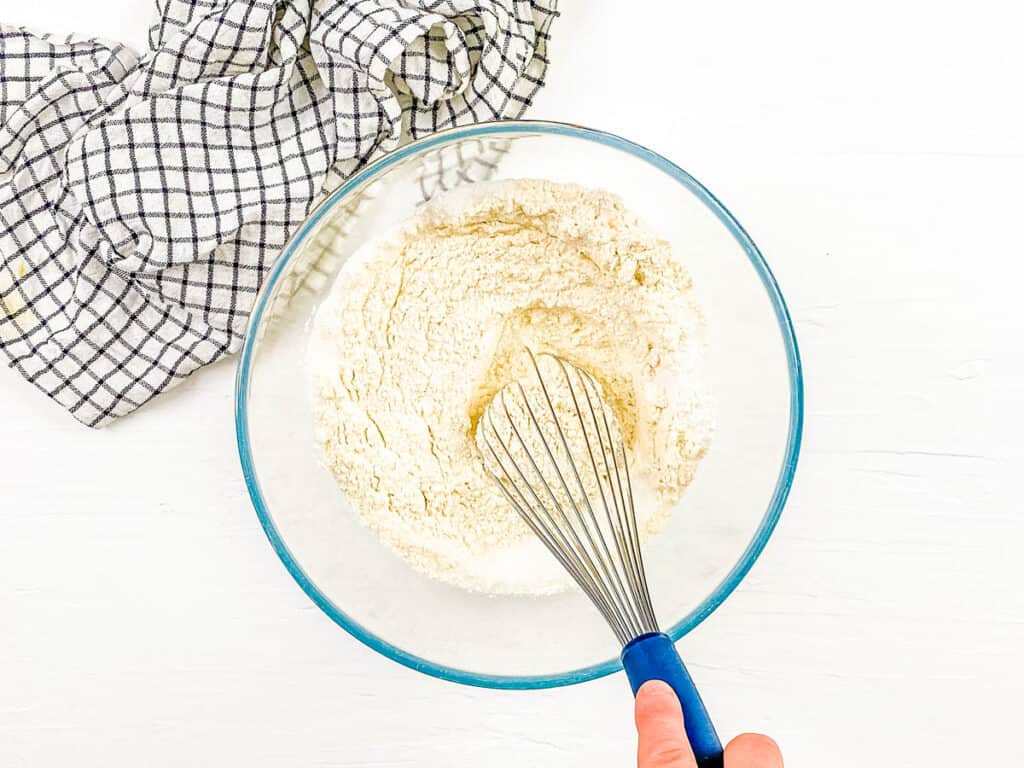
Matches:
[[0, 0, 557, 426]]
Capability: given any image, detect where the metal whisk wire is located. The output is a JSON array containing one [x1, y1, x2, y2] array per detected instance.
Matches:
[[478, 349, 724, 767], [478, 350, 659, 645]]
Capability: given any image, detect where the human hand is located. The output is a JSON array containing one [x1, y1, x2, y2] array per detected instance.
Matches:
[[635, 680, 783, 767]]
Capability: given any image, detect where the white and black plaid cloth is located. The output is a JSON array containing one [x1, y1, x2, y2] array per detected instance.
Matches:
[[0, 0, 557, 426]]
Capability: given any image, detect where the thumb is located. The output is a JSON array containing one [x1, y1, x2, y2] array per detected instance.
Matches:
[[635, 680, 697, 768]]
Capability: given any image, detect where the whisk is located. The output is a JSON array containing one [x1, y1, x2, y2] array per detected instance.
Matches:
[[478, 350, 723, 768]]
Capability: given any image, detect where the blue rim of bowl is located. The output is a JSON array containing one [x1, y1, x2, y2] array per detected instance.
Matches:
[[235, 120, 804, 690]]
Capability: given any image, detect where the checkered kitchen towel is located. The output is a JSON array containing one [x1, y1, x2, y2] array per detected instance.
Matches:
[[0, 0, 557, 426]]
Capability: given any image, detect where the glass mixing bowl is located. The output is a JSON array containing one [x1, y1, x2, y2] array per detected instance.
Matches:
[[235, 121, 803, 689]]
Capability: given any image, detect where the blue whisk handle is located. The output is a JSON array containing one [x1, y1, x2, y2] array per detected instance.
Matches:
[[621, 632, 723, 768]]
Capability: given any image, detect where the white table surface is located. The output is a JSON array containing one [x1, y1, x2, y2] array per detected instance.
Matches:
[[3, 1, 1022, 765]]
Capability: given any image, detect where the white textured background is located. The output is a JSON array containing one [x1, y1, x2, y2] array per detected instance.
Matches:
[[2, 1, 1022, 765]]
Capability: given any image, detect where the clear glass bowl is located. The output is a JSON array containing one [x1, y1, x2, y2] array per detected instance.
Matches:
[[235, 121, 803, 689]]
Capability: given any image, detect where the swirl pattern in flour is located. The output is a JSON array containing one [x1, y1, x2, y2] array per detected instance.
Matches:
[[309, 179, 713, 594]]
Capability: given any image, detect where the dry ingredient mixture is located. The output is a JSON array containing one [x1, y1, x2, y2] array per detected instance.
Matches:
[[309, 179, 712, 594]]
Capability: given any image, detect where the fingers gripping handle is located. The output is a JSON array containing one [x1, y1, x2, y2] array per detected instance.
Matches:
[[622, 633, 724, 768]]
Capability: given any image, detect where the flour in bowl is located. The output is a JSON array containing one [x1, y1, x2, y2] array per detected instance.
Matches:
[[308, 179, 713, 595]]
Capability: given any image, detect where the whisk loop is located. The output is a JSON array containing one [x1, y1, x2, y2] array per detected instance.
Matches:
[[478, 351, 658, 644], [477, 349, 724, 768]]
